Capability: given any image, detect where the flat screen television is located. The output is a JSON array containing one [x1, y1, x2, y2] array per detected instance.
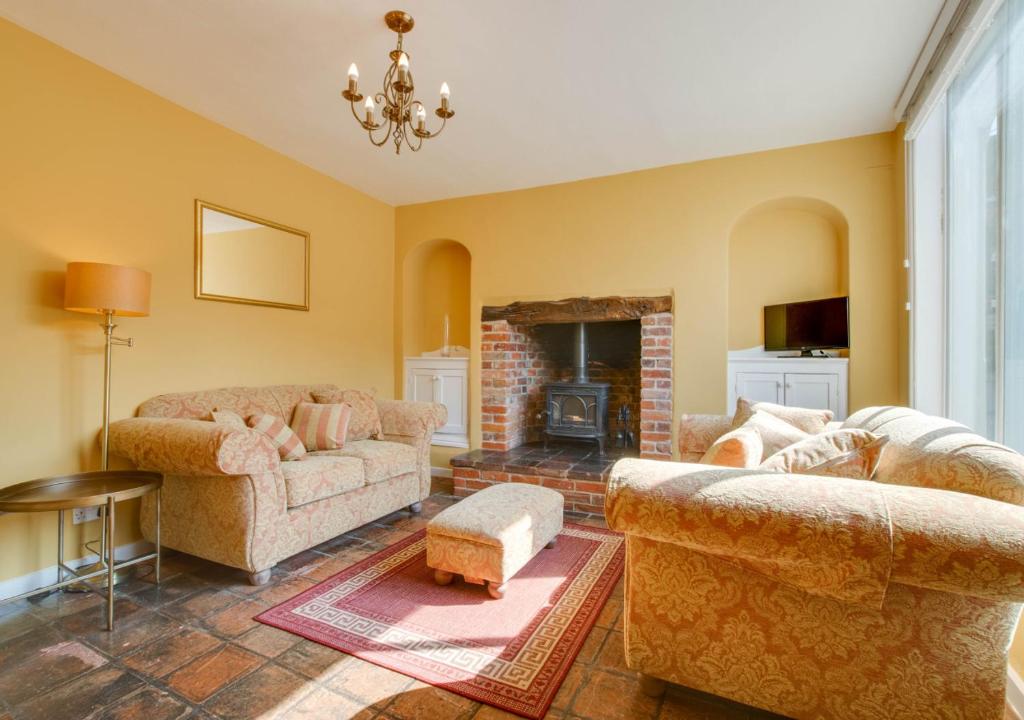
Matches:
[[764, 296, 849, 356]]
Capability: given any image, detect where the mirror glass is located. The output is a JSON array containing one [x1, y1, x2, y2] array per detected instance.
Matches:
[[195, 201, 309, 310]]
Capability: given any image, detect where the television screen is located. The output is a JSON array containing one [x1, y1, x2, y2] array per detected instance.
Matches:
[[764, 297, 849, 352]]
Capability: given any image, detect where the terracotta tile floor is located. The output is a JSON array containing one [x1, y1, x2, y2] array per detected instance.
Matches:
[[0, 482, 1015, 720]]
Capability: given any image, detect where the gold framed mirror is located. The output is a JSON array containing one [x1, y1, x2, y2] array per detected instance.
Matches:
[[194, 200, 310, 311]]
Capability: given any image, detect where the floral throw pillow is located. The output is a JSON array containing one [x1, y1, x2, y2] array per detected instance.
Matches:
[[737, 410, 809, 460], [761, 431, 889, 480], [732, 397, 833, 435]]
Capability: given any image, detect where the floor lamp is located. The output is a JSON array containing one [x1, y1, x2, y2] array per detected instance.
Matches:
[[64, 261, 151, 587]]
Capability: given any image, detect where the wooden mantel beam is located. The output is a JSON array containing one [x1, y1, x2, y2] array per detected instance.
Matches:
[[482, 295, 672, 325]]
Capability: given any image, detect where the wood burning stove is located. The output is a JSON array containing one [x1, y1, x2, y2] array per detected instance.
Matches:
[[544, 323, 610, 453]]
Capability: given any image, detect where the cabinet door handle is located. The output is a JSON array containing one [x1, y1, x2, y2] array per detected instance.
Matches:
[[432, 375, 441, 382], [785, 383, 792, 390]]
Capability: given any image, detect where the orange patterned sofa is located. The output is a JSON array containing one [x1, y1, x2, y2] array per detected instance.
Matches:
[[109, 384, 446, 584], [606, 405, 1024, 719]]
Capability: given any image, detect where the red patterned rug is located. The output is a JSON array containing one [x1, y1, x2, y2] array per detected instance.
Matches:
[[255, 523, 624, 719]]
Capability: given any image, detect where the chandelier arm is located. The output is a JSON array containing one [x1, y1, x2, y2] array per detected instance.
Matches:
[[403, 117, 424, 152], [348, 97, 374, 129], [368, 117, 393, 147]]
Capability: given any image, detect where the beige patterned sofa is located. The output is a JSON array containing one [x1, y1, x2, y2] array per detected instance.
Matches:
[[606, 405, 1024, 719], [109, 384, 446, 584]]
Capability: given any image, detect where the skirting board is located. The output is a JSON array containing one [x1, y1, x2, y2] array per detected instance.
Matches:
[[0, 539, 153, 603], [431, 466, 453, 478], [1008, 666, 1024, 719]]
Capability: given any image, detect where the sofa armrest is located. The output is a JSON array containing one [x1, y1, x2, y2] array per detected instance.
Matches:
[[109, 417, 280, 476], [677, 414, 732, 459], [884, 485, 1024, 602], [606, 458, 893, 607], [376, 399, 448, 440]]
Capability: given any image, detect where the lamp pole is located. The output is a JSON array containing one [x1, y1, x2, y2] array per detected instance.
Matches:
[[99, 310, 133, 470]]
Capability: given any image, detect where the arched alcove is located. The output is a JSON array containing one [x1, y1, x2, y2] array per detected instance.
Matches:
[[402, 238, 471, 358], [728, 197, 849, 350]]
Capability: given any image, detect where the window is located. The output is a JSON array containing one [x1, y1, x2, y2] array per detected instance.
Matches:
[[910, 0, 1024, 448]]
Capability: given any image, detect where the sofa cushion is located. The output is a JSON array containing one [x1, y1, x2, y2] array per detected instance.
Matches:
[[281, 456, 365, 507], [310, 440, 417, 484]]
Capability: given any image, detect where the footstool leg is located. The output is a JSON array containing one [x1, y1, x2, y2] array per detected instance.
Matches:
[[487, 581, 507, 600], [434, 569, 454, 586], [409, 502, 423, 514], [545, 538, 557, 549]]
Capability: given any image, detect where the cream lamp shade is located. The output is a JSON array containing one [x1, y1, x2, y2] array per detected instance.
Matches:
[[64, 262, 151, 317]]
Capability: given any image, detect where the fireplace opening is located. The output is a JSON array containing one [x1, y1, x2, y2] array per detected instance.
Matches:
[[477, 296, 672, 462], [527, 320, 641, 454]]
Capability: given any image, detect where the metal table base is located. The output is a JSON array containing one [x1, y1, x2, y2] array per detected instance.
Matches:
[[0, 487, 161, 631]]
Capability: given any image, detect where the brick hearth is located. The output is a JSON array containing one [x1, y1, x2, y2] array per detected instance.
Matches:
[[450, 442, 637, 514]]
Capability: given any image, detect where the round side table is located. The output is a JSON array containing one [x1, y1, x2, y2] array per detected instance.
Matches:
[[0, 470, 163, 630]]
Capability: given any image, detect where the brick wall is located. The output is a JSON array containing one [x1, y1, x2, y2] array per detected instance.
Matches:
[[451, 467, 607, 515], [639, 312, 673, 459], [480, 320, 529, 451], [480, 310, 673, 457]]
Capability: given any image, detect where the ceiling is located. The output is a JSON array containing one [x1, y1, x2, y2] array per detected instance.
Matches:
[[0, 1, 942, 206]]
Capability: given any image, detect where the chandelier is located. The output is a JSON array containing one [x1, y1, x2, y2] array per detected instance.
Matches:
[[342, 10, 454, 154]]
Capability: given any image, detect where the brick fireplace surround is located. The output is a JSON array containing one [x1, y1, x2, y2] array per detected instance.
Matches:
[[451, 296, 673, 513]]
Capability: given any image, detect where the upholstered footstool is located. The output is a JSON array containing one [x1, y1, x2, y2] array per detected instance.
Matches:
[[426, 483, 564, 599]]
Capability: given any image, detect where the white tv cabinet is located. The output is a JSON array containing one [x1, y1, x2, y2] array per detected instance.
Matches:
[[727, 349, 849, 420]]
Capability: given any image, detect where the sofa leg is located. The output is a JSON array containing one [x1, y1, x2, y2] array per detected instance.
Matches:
[[545, 537, 557, 549], [409, 502, 423, 514], [487, 581, 507, 600], [248, 568, 273, 586], [434, 569, 454, 586], [639, 673, 667, 698]]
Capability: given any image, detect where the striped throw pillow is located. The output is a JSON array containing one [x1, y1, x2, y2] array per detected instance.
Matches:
[[290, 402, 352, 451], [312, 389, 383, 441], [247, 413, 306, 460]]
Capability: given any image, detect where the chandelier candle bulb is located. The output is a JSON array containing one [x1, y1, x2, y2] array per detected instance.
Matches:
[[440, 82, 450, 111], [347, 63, 359, 94], [416, 105, 426, 131], [364, 96, 375, 124], [397, 52, 410, 84]]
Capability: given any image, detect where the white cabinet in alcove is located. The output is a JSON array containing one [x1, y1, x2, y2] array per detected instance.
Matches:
[[404, 357, 469, 447], [727, 351, 848, 419]]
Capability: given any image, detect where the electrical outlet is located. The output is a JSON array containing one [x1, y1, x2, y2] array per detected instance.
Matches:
[[72, 507, 100, 524]]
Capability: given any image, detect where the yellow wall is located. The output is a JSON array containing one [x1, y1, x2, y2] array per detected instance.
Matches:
[[0, 20, 395, 583], [728, 205, 847, 350], [396, 132, 903, 454], [400, 239, 471, 360]]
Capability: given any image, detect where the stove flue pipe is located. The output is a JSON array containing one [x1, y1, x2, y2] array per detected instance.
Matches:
[[573, 322, 589, 383]]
